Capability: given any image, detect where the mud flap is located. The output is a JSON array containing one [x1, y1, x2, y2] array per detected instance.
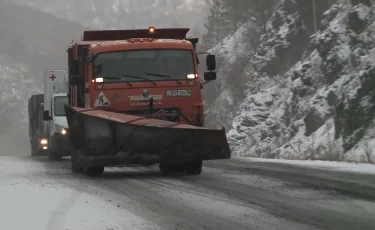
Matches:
[[65, 105, 231, 166]]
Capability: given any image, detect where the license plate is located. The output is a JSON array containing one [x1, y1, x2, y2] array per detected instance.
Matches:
[[166, 89, 192, 97]]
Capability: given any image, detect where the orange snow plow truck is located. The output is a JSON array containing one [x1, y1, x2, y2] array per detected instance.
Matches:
[[64, 27, 231, 176]]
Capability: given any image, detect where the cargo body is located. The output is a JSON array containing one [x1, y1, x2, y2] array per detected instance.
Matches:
[[42, 69, 73, 160], [28, 94, 48, 156], [65, 27, 231, 176]]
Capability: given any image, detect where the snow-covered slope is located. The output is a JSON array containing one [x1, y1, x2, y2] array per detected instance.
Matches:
[[222, 0, 375, 163]]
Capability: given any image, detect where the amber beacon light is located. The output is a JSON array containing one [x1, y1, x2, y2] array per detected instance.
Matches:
[[148, 26, 155, 34]]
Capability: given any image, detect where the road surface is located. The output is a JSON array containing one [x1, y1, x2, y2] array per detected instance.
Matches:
[[1, 156, 375, 230]]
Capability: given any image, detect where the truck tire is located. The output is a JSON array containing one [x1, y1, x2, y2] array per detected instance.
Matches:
[[86, 166, 104, 177], [186, 161, 203, 175], [71, 165, 81, 174], [71, 161, 83, 174], [48, 139, 62, 161], [159, 163, 172, 174], [30, 140, 38, 157], [71, 152, 83, 174]]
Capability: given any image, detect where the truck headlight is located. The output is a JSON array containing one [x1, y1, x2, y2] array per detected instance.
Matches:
[[40, 139, 48, 145], [55, 125, 67, 135], [186, 74, 196, 80]]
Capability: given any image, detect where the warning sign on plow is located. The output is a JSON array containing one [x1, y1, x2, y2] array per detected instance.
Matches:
[[94, 92, 110, 106]]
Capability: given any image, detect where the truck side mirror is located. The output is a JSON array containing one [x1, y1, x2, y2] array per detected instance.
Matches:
[[206, 54, 216, 71], [204, 72, 216, 81], [43, 110, 50, 121]]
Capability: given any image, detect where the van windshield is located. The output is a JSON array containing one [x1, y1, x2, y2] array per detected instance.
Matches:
[[54, 96, 69, 116], [92, 49, 196, 82]]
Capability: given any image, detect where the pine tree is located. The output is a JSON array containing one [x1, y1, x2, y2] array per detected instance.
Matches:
[[221, 0, 253, 32], [249, 0, 278, 33], [202, 0, 222, 50], [202, 0, 255, 50]]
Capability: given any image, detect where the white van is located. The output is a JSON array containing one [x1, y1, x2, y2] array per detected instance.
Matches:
[[42, 69, 72, 161]]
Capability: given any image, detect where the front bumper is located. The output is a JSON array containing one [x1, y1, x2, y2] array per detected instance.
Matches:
[[50, 133, 73, 156], [37, 144, 48, 154]]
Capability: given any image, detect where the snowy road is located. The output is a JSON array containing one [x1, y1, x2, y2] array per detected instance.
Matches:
[[1, 156, 375, 230]]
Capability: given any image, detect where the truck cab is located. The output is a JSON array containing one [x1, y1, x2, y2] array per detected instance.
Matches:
[[42, 70, 72, 160], [68, 27, 216, 126]]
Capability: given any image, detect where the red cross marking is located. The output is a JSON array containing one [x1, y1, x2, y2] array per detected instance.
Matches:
[[50, 74, 56, 81]]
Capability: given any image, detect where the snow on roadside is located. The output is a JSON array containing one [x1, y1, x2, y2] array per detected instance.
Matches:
[[235, 157, 375, 175], [0, 157, 161, 230]]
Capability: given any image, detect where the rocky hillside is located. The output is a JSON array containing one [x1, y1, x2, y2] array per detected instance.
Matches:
[[216, 0, 375, 163]]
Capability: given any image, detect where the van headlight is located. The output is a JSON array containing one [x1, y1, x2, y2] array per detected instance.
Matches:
[[55, 125, 67, 135]]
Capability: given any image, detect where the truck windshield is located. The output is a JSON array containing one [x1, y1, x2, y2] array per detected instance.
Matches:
[[92, 49, 196, 82], [54, 96, 69, 116]]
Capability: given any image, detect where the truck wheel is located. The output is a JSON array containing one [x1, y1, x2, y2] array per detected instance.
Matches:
[[159, 163, 173, 174], [86, 166, 104, 177], [71, 152, 83, 174], [71, 165, 82, 174], [48, 139, 62, 161], [186, 161, 203, 175], [71, 160, 82, 174], [31, 141, 38, 157]]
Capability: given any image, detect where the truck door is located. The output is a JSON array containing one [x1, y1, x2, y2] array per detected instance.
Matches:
[[85, 59, 90, 108], [68, 47, 77, 107], [49, 100, 54, 137]]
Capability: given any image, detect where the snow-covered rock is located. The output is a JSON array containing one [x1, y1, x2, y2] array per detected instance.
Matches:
[[203, 21, 258, 129], [226, 0, 375, 163]]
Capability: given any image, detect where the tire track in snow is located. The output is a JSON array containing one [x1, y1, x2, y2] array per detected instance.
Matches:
[[44, 191, 82, 230], [98, 167, 255, 230], [114, 165, 367, 230], [101, 166, 316, 230]]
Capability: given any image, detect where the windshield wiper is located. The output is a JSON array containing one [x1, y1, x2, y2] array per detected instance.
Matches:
[[122, 74, 157, 86], [146, 73, 182, 85], [96, 76, 132, 86]]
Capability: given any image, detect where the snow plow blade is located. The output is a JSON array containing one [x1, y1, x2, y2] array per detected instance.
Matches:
[[65, 105, 231, 166]]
